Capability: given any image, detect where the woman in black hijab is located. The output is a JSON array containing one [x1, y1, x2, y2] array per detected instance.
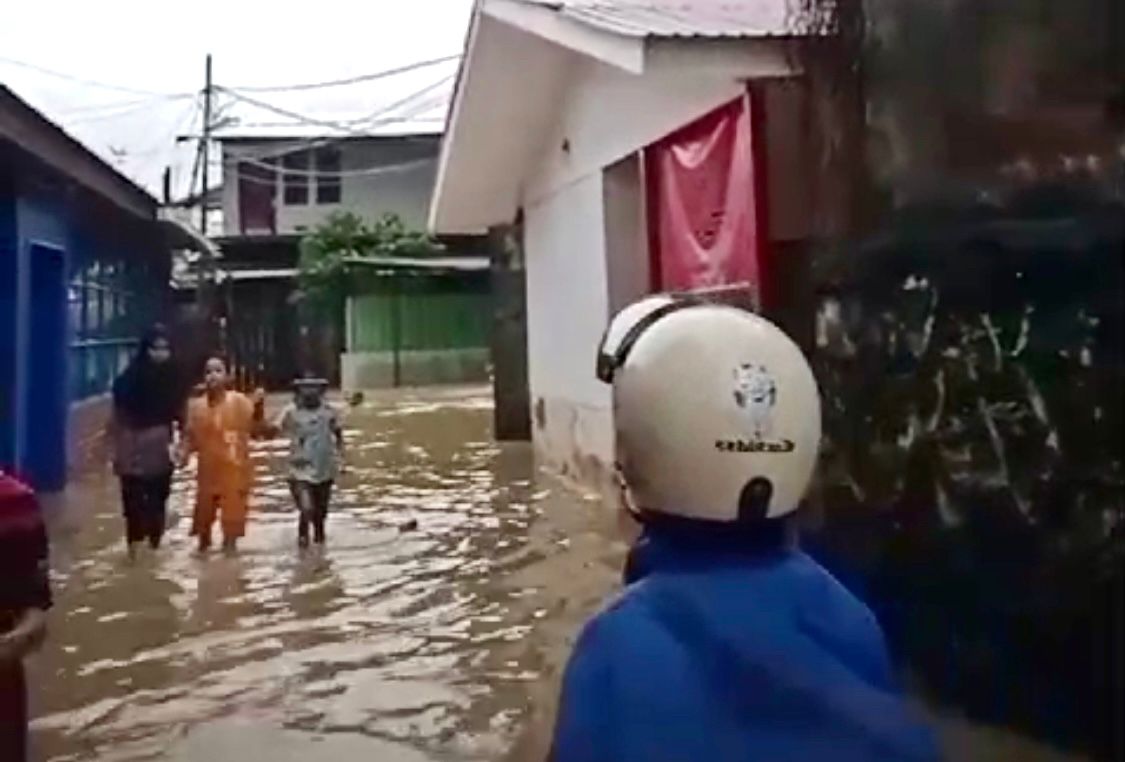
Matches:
[[110, 324, 185, 558]]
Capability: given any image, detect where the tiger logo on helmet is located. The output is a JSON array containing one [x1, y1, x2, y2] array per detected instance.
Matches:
[[733, 363, 777, 438]]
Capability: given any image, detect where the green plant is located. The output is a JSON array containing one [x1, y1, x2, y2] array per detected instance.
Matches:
[[297, 211, 444, 316]]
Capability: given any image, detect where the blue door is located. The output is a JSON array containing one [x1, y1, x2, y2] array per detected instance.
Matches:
[[22, 243, 68, 490], [0, 238, 15, 469]]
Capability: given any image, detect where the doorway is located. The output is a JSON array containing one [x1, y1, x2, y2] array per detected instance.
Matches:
[[20, 243, 68, 490]]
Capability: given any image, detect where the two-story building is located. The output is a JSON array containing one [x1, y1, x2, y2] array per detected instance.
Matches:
[[220, 129, 442, 242], [213, 128, 488, 389]]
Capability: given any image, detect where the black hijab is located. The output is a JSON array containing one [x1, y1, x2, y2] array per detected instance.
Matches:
[[112, 325, 185, 429]]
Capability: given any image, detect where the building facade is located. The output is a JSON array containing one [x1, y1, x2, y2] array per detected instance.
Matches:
[[430, 0, 821, 493], [220, 133, 441, 238], [1, 85, 172, 490], [210, 131, 489, 389]]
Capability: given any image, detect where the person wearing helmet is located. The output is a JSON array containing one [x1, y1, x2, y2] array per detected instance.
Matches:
[[549, 297, 939, 762]]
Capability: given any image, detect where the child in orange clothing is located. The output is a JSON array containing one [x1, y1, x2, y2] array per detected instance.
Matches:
[[179, 356, 271, 553]]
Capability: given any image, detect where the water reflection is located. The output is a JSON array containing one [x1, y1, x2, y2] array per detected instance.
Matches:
[[30, 387, 626, 762]]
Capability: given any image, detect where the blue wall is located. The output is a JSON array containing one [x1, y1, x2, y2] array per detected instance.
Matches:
[[0, 178, 165, 490], [0, 187, 17, 470]]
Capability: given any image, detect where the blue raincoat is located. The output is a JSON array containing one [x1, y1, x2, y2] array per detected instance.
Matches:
[[549, 526, 941, 762]]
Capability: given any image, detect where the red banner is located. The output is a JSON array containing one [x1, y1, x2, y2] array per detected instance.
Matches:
[[645, 93, 766, 300]]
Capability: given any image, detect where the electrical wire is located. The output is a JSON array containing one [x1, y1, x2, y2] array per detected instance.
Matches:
[[225, 117, 443, 129], [57, 96, 168, 116], [63, 94, 193, 125], [218, 78, 451, 140], [215, 87, 375, 138], [230, 155, 436, 179], [0, 55, 190, 97], [222, 54, 460, 93], [217, 75, 454, 164], [125, 97, 200, 162], [351, 74, 455, 125]]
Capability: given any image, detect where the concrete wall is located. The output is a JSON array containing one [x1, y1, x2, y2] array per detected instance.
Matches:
[[525, 59, 749, 207], [523, 174, 614, 490], [222, 136, 440, 236], [341, 348, 489, 390]]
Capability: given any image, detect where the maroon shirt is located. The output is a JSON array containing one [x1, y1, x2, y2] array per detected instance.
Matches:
[[0, 472, 51, 762], [0, 473, 51, 630]]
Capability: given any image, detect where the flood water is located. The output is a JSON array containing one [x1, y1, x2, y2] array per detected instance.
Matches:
[[25, 386, 1090, 762], [29, 387, 625, 762]]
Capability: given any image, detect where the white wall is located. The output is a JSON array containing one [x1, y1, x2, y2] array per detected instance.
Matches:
[[524, 173, 614, 486], [525, 58, 749, 206], [517, 60, 749, 486], [518, 57, 812, 487], [222, 137, 440, 236]]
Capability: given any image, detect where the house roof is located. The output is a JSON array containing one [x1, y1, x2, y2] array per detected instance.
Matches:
[[429, 0, 802, 234], [518, 0, 802, 39], [343, 255, 490, 272], [0, 85, 157, 219]]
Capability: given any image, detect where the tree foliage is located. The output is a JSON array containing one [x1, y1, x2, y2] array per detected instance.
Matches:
[[297, 211, 445, 315]]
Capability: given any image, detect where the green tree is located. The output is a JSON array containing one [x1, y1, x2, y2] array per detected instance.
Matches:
[[297, 211, 445, 316]]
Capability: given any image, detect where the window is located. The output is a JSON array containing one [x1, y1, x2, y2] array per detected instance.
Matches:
[[238, 159, 277, 233], [316, 147, 342, 204], [283, 150, 310, 205], [66, 256, 156, 401]]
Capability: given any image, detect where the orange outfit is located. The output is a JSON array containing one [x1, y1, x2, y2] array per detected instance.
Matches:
[[185, 391, 256, 540]]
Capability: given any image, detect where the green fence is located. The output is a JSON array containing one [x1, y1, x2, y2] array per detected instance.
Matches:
[[348, 274, 490, 353]]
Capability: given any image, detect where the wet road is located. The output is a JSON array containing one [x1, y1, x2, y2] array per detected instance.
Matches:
[[29, 387, 626, 762]]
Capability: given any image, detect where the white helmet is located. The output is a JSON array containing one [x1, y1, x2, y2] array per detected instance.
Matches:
[[597, 296, 821, 522]]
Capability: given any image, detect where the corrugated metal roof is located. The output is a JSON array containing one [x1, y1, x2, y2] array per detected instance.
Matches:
[[520, 0, 802, 38]]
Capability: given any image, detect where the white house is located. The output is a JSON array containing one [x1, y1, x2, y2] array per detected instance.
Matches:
[[430, 0, 822, 493], [220, 130, 442, 240]]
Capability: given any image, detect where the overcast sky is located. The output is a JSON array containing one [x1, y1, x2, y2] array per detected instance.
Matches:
[[0, 0, 474, 198]]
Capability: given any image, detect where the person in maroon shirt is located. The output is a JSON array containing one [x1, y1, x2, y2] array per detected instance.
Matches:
[[0, 472, 51, 761]]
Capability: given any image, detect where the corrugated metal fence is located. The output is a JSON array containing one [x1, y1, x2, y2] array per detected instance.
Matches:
[[348, 274, 490, 353]]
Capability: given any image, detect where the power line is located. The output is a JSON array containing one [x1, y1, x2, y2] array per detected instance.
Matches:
[[64, 94, 192, 125], [58, 96, 165, 116], [222, 54, 460, 93], [218, 80, 450, 140], [225, 117, 445, 129], [216, 87, 376, 138], [216, 75, 453, 164], [231, 155, 436, 179], [352, 74, 454, 125], [124, 97, 200, 162], [0, 55, 190, 97]]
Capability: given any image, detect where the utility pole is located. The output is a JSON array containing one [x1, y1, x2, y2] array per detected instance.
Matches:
[[200, 53, 213, 236]]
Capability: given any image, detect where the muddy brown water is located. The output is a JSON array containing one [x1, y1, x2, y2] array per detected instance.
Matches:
[[25, 386, 1088, 761], [29, 387, 624, 762]]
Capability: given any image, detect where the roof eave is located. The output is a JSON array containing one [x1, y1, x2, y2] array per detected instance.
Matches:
[[0, 86, 157, 219], [429, 2, 485, 234], [484, 0, 644, 73]]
